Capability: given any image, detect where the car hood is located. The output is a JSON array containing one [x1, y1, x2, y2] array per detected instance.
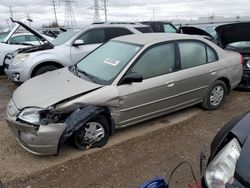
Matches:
[[215, 22, 250, 48], [179, 26, 213, 39], [4, 18, 54, 49], [13, 67, 102, 109]]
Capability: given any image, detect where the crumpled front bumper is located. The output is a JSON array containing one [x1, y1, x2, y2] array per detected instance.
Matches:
[[5, 118, 67, 156]]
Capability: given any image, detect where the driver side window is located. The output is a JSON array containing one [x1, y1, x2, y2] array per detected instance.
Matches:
[[131, 43, 175, 80], [78, 29, 105, 45]]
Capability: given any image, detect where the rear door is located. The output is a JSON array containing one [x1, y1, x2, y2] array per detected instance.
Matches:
[[117, 42, 183, 126], [176, 40, 219, 104], [70, 28, 105, 63]]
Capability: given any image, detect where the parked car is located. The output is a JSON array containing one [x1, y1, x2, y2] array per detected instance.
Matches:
[[140, 112, 250, 188], [140, 21, 178, 33], [180, 22, 250, 90], [4, 22, 152, 83], [0, 18, 53, 74], [203, 112, 250, 187], [215, 22, 250, 90], [5, 33, 242, 155], [179, 26, 214, 40]]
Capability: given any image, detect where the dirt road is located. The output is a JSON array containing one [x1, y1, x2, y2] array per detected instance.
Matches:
[[0, 76, 250, 188]]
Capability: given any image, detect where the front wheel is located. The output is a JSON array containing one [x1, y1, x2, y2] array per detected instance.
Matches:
[[202, 80, 227, 110], [73, 115, 110, 150]]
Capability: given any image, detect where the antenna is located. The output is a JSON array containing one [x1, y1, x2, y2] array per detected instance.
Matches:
[[60, 0, 77, 28]]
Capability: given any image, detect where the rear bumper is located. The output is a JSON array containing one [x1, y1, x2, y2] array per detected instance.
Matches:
[[236, 70, 250, 90], [5, 118, 67, 156]]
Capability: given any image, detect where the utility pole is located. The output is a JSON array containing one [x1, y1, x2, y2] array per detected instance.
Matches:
[[8, 6, 14, 29], [101, 0, 108, 22], [93, 0, 101, 23], [152, 8, 155, 21], [26, 13, 31, 27], [60, 0, 77, 28], [51, 0, 58, 26]]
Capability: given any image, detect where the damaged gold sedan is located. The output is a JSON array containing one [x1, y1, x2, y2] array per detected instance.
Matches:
[[5, 33, 242, 155]]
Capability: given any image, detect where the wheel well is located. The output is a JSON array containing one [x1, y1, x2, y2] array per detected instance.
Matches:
[[218, 77, 231, 94], [99, 109, 115, 135], [31, 62, 64, 78]]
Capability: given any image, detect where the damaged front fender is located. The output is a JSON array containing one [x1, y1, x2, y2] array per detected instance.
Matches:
[[59, 104, 115, 145]]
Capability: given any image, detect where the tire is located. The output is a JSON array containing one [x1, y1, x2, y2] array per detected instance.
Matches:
[[73, 115, 110, 150], [33, 65, 59, 77], [202, 80, 227, 110]]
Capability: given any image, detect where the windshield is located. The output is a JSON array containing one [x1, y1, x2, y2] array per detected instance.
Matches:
[[0, 32, 9, 42], [163, 24, 177, 33], [76, 41, 142, 85], [52, 29, 80, 46]]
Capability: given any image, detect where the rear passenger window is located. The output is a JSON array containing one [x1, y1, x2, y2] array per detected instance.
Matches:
[[179, 42, 206, 69], [79, 29, 105, 44], [105, 28, 133, 41], [131, 43, 175, 79], [135, 27, 153, 33], [207, 46, 217, 63]]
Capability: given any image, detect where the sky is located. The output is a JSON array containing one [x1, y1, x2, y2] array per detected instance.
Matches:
[[0, 0, 250, 28]]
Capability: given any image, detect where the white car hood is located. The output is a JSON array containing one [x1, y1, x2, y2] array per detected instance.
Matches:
[[13, 67, 102, 109]]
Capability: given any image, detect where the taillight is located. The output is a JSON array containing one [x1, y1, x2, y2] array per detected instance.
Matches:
[[240, 55, 244, 65]]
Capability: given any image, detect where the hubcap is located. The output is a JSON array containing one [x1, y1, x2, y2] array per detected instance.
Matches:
[[78, 122, 105, 145], [210, 86, 224, 106]]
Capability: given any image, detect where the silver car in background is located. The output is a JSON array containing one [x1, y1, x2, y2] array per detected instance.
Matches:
[[4, 23, 152, 83], [6, 33, 242, 155]]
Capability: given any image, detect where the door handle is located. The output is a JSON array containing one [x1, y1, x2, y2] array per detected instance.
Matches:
[[165, 81, 175, 87], [210, 69, 217, 75]]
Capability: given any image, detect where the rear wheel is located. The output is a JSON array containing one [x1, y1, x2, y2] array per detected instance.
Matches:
[[73, 115, 110, 150], [33, 65, 59, 77], [202, 80, 227, 110]]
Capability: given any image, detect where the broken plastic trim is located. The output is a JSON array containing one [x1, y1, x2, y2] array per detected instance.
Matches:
[[59, 104, 114, 145]]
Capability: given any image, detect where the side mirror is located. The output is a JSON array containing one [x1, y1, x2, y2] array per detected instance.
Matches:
[[74, 39, 84, 46], [120, 72, 143, 85]]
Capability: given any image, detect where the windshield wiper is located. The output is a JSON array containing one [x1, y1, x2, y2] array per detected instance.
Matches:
[[74, 64, 98, 83]]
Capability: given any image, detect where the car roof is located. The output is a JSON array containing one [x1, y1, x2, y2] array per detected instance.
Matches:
[[112, 33, 205, 45], [87, 23, 150, 29]]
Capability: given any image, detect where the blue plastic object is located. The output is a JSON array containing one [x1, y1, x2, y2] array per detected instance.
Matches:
[[139, 176, 168, 188]]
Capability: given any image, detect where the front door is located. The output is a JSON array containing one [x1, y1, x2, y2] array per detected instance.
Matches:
[[117, 42, 181, 127]]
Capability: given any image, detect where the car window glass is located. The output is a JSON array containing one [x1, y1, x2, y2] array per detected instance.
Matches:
[[207, 46, 217, 63], [163, 24, 177, 33], [131, 43, 175, 79], [179, 42, 206, 69], [28, 35, 39, 42], [10, 35, 26, 43], [135, 27, 153, 33], [105, 28, 133, 41], [79, 29, 105, 44]]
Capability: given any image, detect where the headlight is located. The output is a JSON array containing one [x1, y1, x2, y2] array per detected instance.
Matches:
[[13, 53, 30, 65], [18, 107, 44, 125], [205, 138, 241, 188]]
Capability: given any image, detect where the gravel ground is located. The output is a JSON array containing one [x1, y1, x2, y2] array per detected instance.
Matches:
[[0, 76, 250, 188]]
